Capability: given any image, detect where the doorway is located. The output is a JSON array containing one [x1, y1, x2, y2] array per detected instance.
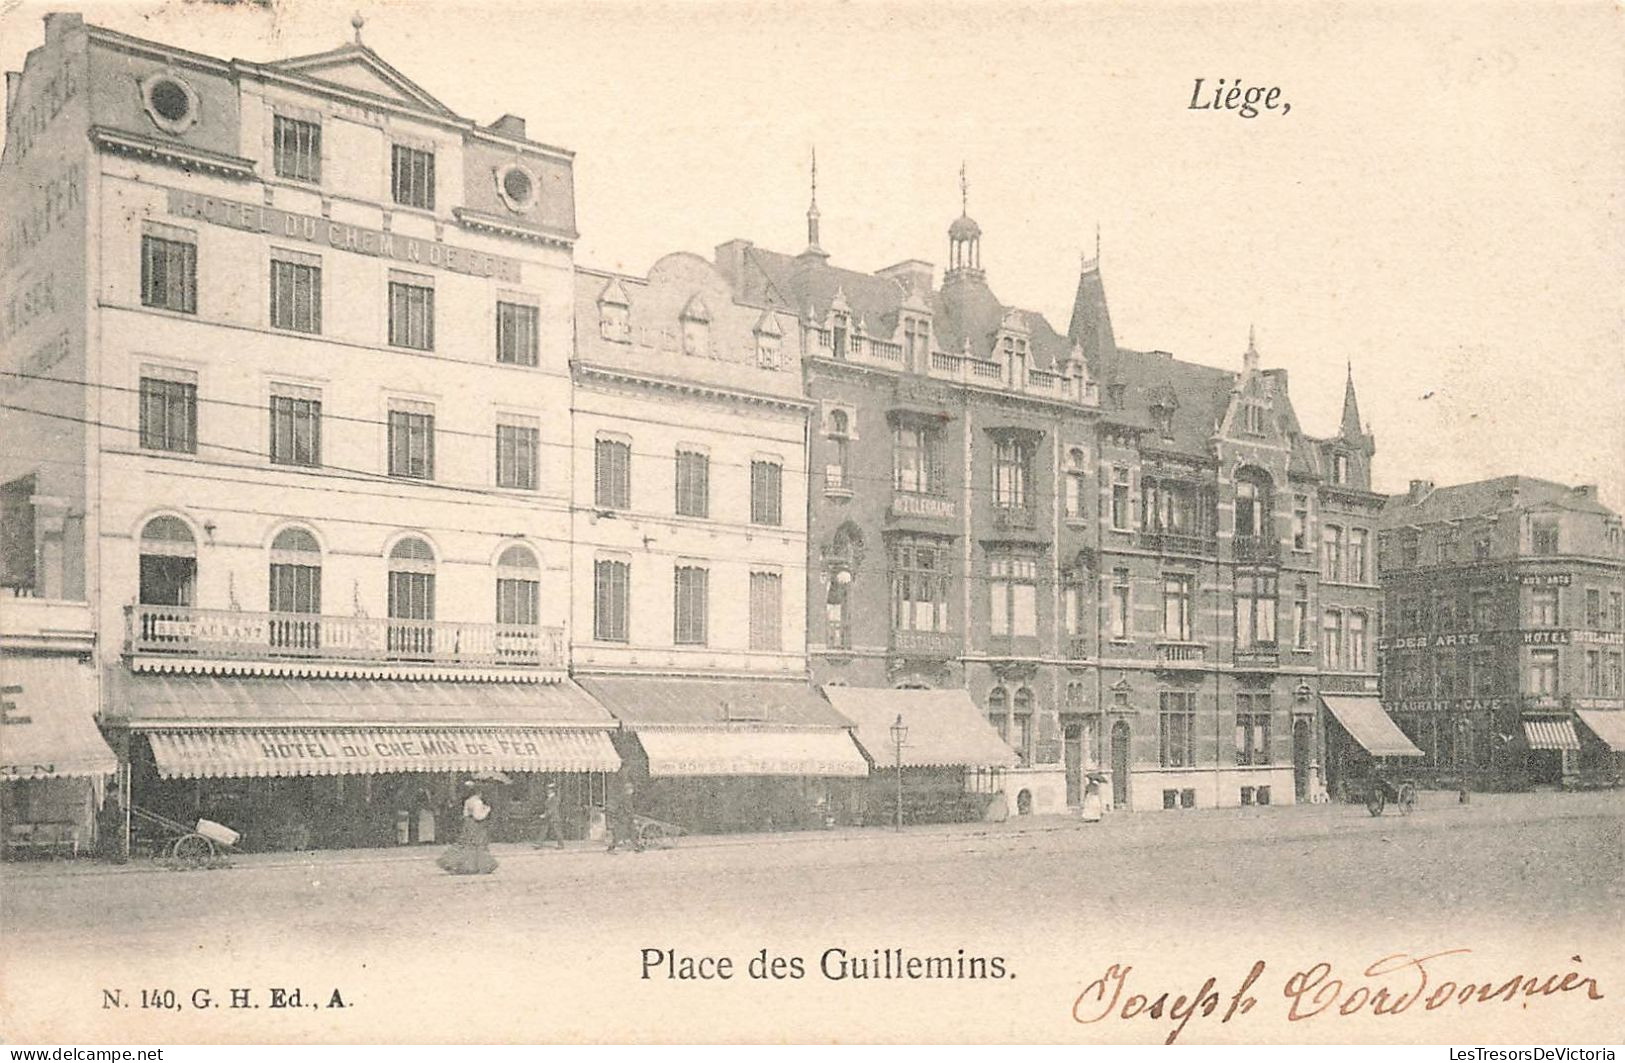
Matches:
[[1293, 717, 1312, 801], [1110, 720, 1131, 809], [1063, 722, 1083, 805]]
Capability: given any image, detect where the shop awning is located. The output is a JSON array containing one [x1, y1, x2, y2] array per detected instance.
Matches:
[[1523, 719, 1581, 752], [1576, 710, 1625, 753], [1322, 696, 1423, 758], [0, 655, 118, 780], [145, 727, 621, 779], [575, 676, 850, 729], [822, 686, 1018, 769], [636, 729, 868, 778]]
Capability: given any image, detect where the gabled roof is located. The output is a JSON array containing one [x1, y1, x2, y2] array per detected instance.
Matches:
[[265, 42, 457, 118], [1099, 348, 1234, 458], [1380, 476, 1616, 526]]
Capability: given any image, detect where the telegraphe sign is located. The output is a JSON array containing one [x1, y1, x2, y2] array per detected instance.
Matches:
[[163, 187, 524, 284]]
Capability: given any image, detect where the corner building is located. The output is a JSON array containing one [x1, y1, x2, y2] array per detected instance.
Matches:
[[0, 14, 618, 856]]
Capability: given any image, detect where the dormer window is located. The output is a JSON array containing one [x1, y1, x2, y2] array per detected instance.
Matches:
[[598, 278, 631, 342], [1241, 403, 1266, 436], [1333, 452, 1350, 485], [754, 312, 783, 369], [904, 317, 931, 369], [1000, 335, 1029, 387], [681, 295, 711, 356], [831, 313, 849, 359], [1151, 402, 1175, 439], [1107, 383, 1127, 411]]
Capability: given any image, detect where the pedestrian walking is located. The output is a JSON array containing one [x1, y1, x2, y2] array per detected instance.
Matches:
[[607, 778, 643, 853], [534, 781, 565, 850], [437, 782, 499, 875]]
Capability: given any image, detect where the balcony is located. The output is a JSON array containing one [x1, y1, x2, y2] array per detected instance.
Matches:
[[1156, 641, 1208, 670], [125, 605, 564, 671], [992, 505, 1037, 532], [1233, 535, 1281, 564], [889, 491, 956, 522], [1233, 643, 1280, 671], [889, 629, 962, 659], [1137, 530, 1218, 558]]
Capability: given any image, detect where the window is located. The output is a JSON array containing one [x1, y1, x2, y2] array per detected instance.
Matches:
[[273, 114, 321, 182], [1235, 693, 1271, 765], [1323, 610, 1344, 669], [825, 524, 859, 650], [1234, 572, 1277, 648], [675, 449, 709, 518], [1474, 537, 1492, 560], [496, 301, 539, 366], [1159, 691, 1196, 768], [1470, 650, 1496, 695], [993, 439, 1029, 510], [1399, 597, 1420, 632], [593, 559, 630, 642], [1111, 467, 1131, 530], [1241, 403, 1266, 435], [831, 314, 849, 359], [1110, 568, 1131, 640], [1012, 687, 1033, 765], [1609, 652, 1623, 697], [387, 406, 435, 479], [1436, 540, 1453, 565], [1472, 590, 1495, 629], [269, 257, 321, 333], [1321, 525, 1344, 581], [0, 476, 37, 592], [1531, 586, 1559, 627], [139, 375, 197, 454], [495, 421, 539, 490], [1064, 448, 1088, 520], [1585, 588, 1602, 629], [893, 422, 945, 494], [496, 164, 536, 212], [387, 537, 436, 656], [826, 410, 851, 491], [1292, 495, 1310, 550], [1234, 472, 1271, 537], [903, 317, 930, 368], [595, 438, 631, 510], [749, 570, 783, 651], [1586, 650, 1602, 696], [391, 144, 435, 210], [1612, 592, 1624, 631], [1293, 582, 1311, 649], [1348, 611, 1368, 671], [681, 297, 711, 356], [269, 385, 321, 467], [989, 554, 1038, 638], [987, 687, 1009, 742], [1529, 649, 1559, 695], [268, 528, 321, 648], [138, 516, 195, 607], [1162, 573, 1194, 641], [1349, 529, 1368, 583], [599, 298, 630, 342], [388, 279, 434, 350], [140, 234, 196, 313], [1532, 520, 1560, 555], [495, 545, 539, 627], [892, 538, 949, 632], [674, 565, 708, 645], [1333, 452, 1349, 484], [1400, 535, 1420, 569], [750, 460, 782, 526]]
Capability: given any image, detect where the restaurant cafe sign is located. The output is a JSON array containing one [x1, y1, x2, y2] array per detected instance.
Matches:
[[1382, 698, 1507, 715], [164, 187, 523, 284]]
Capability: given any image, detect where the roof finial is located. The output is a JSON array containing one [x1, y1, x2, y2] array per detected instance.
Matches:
[[805, 145, 823, 253], [810, 145, 818, 209], [1095, 222, 1101, 262], [351, 12, 365, 44], [1244, 323, 1259, 372], [959, 162, 968, 215]]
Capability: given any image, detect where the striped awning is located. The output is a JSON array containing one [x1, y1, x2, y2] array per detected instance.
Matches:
[[1523, 719, 1581, 752], [636, 729, 868, 778], [1577, 710, 1625, 753], [1, 655, 118, 780], [145, 727, 621, 779]]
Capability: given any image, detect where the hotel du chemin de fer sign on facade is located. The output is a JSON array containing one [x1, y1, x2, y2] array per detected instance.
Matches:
[[1, 12, 1621, 858]]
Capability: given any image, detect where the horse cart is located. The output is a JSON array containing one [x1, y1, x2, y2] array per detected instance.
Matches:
[[132, 806, 241, 868]]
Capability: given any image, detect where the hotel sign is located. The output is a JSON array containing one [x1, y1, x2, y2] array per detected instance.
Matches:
[[165, 187, 523, 284], [1573, 630, 1625, 645], [1379, 631, 1489, 651]]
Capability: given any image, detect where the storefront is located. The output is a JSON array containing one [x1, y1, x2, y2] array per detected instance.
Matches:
[[821, 686, 1016, 824], [1, 654, 118, 858], [106, 670, 620, 855], [577, 678, 868, 834], [1575, 710, 1625, 786], [1321, 695, 1423, 800], [1522, 717, 1582, 787]]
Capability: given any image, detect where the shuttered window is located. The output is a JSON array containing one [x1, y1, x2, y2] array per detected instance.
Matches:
[[273, 115, 321, 182], [750, 460, 782, 526], [595, 438, 631, 510], [388, 409, 435, 479], [388, 281, 434, 350], [496, 301, 539, 366], [391, 144, 435, 209], [496, 422, 539, 490], [749, 571, 782, 651], [141, 235, 196, 313], [139, 377, 197, 453], [675, 449, 709, 518], [594, 559, 630, 642], [270, 259, 321, 333], [674, 565, 708, 646]]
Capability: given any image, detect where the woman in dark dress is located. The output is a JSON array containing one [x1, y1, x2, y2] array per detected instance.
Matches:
[[437, 782, 498, 875]]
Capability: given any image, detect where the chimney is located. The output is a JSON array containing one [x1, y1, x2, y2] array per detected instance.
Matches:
[[1408, 479, 1434, 504], [713, 239, 752, 287], [44, 12, 84, 41], [877, 259, 934, 295], [487, 114, 527, 139]]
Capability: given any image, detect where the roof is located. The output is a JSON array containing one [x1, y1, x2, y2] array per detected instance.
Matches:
[[575, 677, 850, 731], [1322, 695, 1423, 757], [1098, 347, 1235, 458], [108, 672, 616, 728], [1381, 476, 1617, 528], [0, 655, 117, 779], [821, 687, 1018, 769]]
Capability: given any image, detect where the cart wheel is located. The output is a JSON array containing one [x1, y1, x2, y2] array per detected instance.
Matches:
[[171, 832, 217, 867], [1365, 788, 1386, 817], [1398, 784, 1417, 816], [638, 821, 668, 847]]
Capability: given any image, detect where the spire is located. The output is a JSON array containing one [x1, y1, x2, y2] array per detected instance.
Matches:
[[1243, 324, 1259, 373], [1081, 223, 1101, 274], [960, 162, 968, 215], [1341, 360, 1364, 440], [799, 147, 828, 261]]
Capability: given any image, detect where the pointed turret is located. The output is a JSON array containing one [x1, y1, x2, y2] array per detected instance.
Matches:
[[1243, 324, 1260, 374], [1066, 239, 1117, 363], [1340, 361, 1363, 440], [800, 147, 829, 261]]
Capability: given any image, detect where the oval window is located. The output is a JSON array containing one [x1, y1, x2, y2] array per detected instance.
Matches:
[[140, 71, 199, 134], [495, 163, 537, 212], [150, 79, 190, 122]]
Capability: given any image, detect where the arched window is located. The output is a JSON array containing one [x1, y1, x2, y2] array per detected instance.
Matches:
[[987, 686, 1009, 742], [496, 544, 539, 628], [1012, 687, 1034, 765], [1234, 467, 1274, 538], [268, 526, 322, 652], [388, 537, 436, 656], [826, 409, 851, 491], [824, 522, 863, 649], [1065, 447, 1088, 520], [138, 516, 196, 607]]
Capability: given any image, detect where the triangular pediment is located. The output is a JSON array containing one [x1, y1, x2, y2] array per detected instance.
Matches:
[[268, 45, 456, 117]]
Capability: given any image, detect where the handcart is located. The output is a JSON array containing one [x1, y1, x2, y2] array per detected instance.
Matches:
[[633, 814, 685, 849], [132, 806, 241, 868], [1362, 761, 1420, 817]]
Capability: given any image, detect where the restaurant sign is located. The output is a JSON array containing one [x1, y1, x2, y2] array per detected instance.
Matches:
[[165, 187, 523, 284], [1382, 698, 1507, 715]]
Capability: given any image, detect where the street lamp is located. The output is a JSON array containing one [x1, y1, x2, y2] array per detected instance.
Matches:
[[890, 713, 908, 833]]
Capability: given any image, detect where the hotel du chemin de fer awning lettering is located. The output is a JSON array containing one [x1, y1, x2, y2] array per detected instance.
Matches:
[[164, 186, 523, 284]]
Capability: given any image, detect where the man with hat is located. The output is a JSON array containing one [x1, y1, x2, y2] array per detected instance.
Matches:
[[534, 779, 566, 850]]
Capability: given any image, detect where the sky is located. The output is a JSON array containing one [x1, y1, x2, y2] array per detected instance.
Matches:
[[4, 0, 1621, 509]]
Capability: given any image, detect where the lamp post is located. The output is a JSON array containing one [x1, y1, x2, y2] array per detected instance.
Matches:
[[890, 713, 908, 833]]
